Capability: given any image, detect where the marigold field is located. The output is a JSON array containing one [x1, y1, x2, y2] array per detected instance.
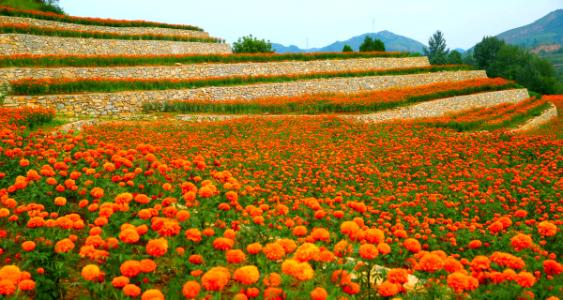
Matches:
[[0, 107, 561, 300]]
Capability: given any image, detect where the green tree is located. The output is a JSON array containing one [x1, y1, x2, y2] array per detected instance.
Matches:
[[473, 36, 505, 69], [447, 50, 463, 64], [359, 36, 386, 52], [424, 30, 449, 65], [488, 44, 557, 94], [0, 0, 64, 13], [232, 35, 273, 54], [342, 45, 353, 52]]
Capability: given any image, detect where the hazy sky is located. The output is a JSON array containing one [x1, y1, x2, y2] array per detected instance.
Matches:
[[59, 0, 562, 49]]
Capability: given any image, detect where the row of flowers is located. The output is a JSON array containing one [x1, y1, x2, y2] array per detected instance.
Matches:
[[7, 65, 471, 96], [0, 103, 561, 299], [412, 96, 553, 131], [0, 52, 417, 68], [0, 5, 203, 31], [147, 78, 517, 114], [0, 22, 223, 43]]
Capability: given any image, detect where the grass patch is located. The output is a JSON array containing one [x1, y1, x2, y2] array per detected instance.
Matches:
[[9, 65, 471, 96], [0, 52, 420, 68]]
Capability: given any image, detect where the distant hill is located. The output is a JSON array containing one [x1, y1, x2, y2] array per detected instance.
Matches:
[[273, 31, 426, 53], [496, 9, 562, 48]]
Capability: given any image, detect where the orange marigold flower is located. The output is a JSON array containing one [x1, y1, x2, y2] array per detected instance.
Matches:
[[377, 243, 391, 255], [510, 233, 533, 251], [81, 264, 101, 282], [418, 252, 444, 273], [516, 271, 536, 288], [0, 279, 16, 296], [201, 267, 230, 291], [293, 225, 308, 237], [264, 287, 284, 300], [185, 228, 202, 243], [54, 238, 75, 254], [543, 259, 563, 276], [365, 228, 385, 244], [247, 242, 262, 254], [139, 259, 157, 273], [309, 228, 330, 242], [146, 238, 168, 257], [359, 243, 379, 260], [447, 272, 478, 293], [122, 284, 141, 297], [226, 249, 246, 264], [141, 289, 164, 300], [295, 243, 320, 262], [538, 221, 558, 237], [387, 268, 409, 284], [212, 237, 234, 251], [54, 197, 67, 206], [470, 255, 490, 272], [310, 287, 328, 300], [119, 228, 140, 244], [90, 187, 104, 199], [120, 260, 141, 277], [233, 265, 260, 285], [21, 241, 36, 252], [263, 242, 286, 261], [189, 254, 204, 265], [112, 276, 129, 288], [340, 221, 360, 236], [182, 281, 200, 299], [468, 240, 482, 249], [17, 279, 35, 291], [263, 272, 282, 287], [377, 280, 400, 297], [281, 259, 314, 281], [403, 238, 421, 253]]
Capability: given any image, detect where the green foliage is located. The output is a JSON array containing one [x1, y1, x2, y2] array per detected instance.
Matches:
[[342, 44, 353, 52], [474, 36, 506, 69], [10, 65, 470, 96], [232, 35, 273, 53], [447, 50, 463, 64], [0, 0, 64, 14], [0, 52, 420, 68], [424, 31, 449, 64], [359, 36, 386, 52], [473, 37, 558, 94]]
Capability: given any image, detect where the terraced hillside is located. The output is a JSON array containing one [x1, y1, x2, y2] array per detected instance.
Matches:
[[0, 6, 561, 300]]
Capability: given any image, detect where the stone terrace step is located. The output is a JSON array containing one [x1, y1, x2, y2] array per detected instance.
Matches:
[[512, 102, 558, 132], [0, 57, 430, 81], [345, 89, 530, 123], [0, 16, 212, 39], [3, 70, 486, 116], [0, 34, 231, 56]]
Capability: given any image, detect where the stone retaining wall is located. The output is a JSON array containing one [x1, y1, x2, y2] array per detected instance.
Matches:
[[0, 34, 231, 55], [4, 70, 487, 116], [347, 89, 530, 123], [0, 16, 211, 39], [0, 57, 430, 81], [512, 103, 558, 132]]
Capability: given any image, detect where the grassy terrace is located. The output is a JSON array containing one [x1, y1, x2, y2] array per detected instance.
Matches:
[[8, 65, 470, 95], [0, 52, 420, 68], [414, 97, 552, 131], [144, 79, 518, 114], [0, 5, 203, 31], [0, 23, 222, 43]]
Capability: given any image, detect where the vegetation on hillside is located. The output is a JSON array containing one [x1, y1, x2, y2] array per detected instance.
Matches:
[[424, 31, 466, 65], [0, 4, 203, 31], [359, 36, 385, 52], [0, 0, 63, 14], [0, 52, 419, 68], [232, 35, 273, 53], [8, 65, 471, 95], [472, 36, 558, 94]]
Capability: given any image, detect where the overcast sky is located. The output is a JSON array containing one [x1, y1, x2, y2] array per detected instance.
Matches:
[[59, 0, 562, 50]]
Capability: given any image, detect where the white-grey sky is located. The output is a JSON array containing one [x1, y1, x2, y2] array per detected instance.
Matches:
[[59, 0, 562, 50]]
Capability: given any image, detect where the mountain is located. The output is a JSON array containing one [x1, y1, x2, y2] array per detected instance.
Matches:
[[272, 31, 426, 53], [496, 9, 563, 48]]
